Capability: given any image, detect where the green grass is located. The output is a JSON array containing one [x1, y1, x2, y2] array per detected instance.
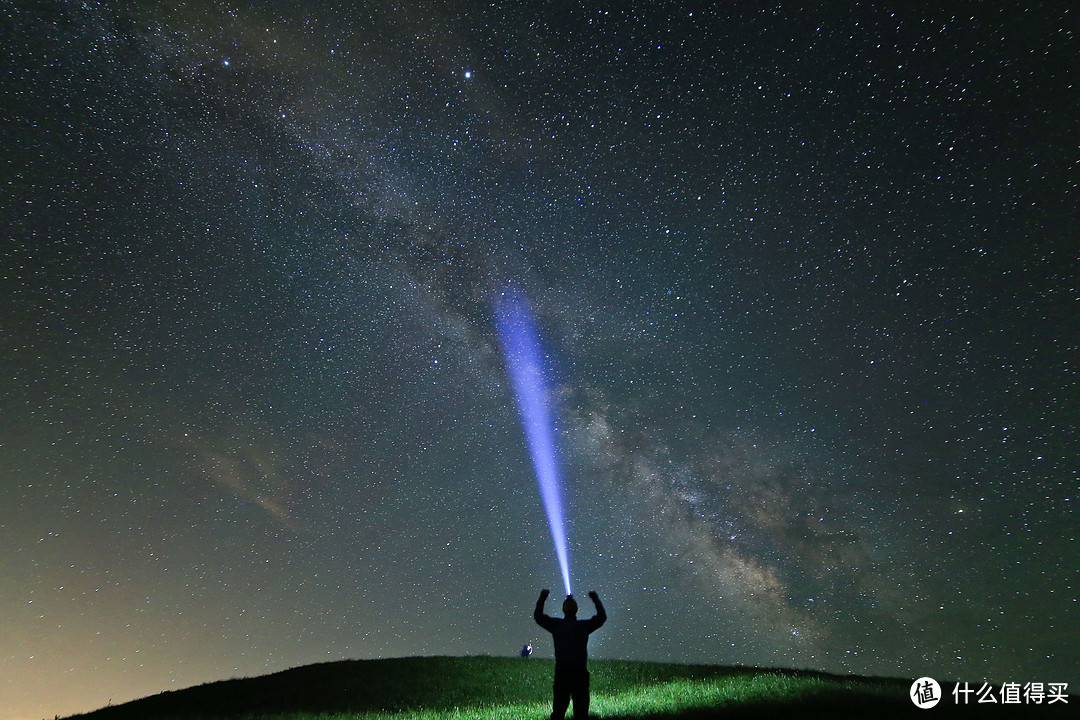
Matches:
[[291, 665, 898, 719], [63, 656, 1072, 720]]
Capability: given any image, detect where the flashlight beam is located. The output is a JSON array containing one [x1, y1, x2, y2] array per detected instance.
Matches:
[[496, 290, 572, 596]]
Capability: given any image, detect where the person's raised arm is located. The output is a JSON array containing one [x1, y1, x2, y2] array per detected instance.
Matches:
[[588, 590, 606, 627], [534, 588, 550, 623]]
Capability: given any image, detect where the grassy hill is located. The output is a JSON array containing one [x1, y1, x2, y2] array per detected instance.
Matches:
[[61, 656, 1072, 719]]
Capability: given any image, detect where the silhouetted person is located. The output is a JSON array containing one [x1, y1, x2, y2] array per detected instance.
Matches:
[[534, 588, 606, 720]]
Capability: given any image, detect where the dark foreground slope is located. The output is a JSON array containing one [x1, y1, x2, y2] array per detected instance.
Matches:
[[63, 656, 1073, 719]]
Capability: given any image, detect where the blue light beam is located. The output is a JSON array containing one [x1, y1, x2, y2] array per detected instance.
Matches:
[[495, 290, 572, 596]]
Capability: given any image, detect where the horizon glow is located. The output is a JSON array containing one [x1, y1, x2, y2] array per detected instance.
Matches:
[[495, 290, 572, 596]]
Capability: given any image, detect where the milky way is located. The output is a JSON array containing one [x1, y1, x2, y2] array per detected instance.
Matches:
[[2, 3, 1076, 718]]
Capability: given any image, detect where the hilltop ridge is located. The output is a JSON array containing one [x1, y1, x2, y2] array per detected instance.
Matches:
[[62, 655, 1071, 719]]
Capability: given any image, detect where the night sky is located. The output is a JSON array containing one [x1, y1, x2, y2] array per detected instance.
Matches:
[[2, 2, 1077, 718]]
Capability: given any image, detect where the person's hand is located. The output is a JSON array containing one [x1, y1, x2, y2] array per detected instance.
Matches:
[[540, 588, 550, 598], [588, 590, 599, 601]]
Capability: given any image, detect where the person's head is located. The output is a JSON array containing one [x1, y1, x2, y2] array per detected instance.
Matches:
[[562, 595, 578, 618]]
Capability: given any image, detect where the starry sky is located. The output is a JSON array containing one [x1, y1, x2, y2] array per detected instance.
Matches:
[[2, 2, 1077, 718]]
